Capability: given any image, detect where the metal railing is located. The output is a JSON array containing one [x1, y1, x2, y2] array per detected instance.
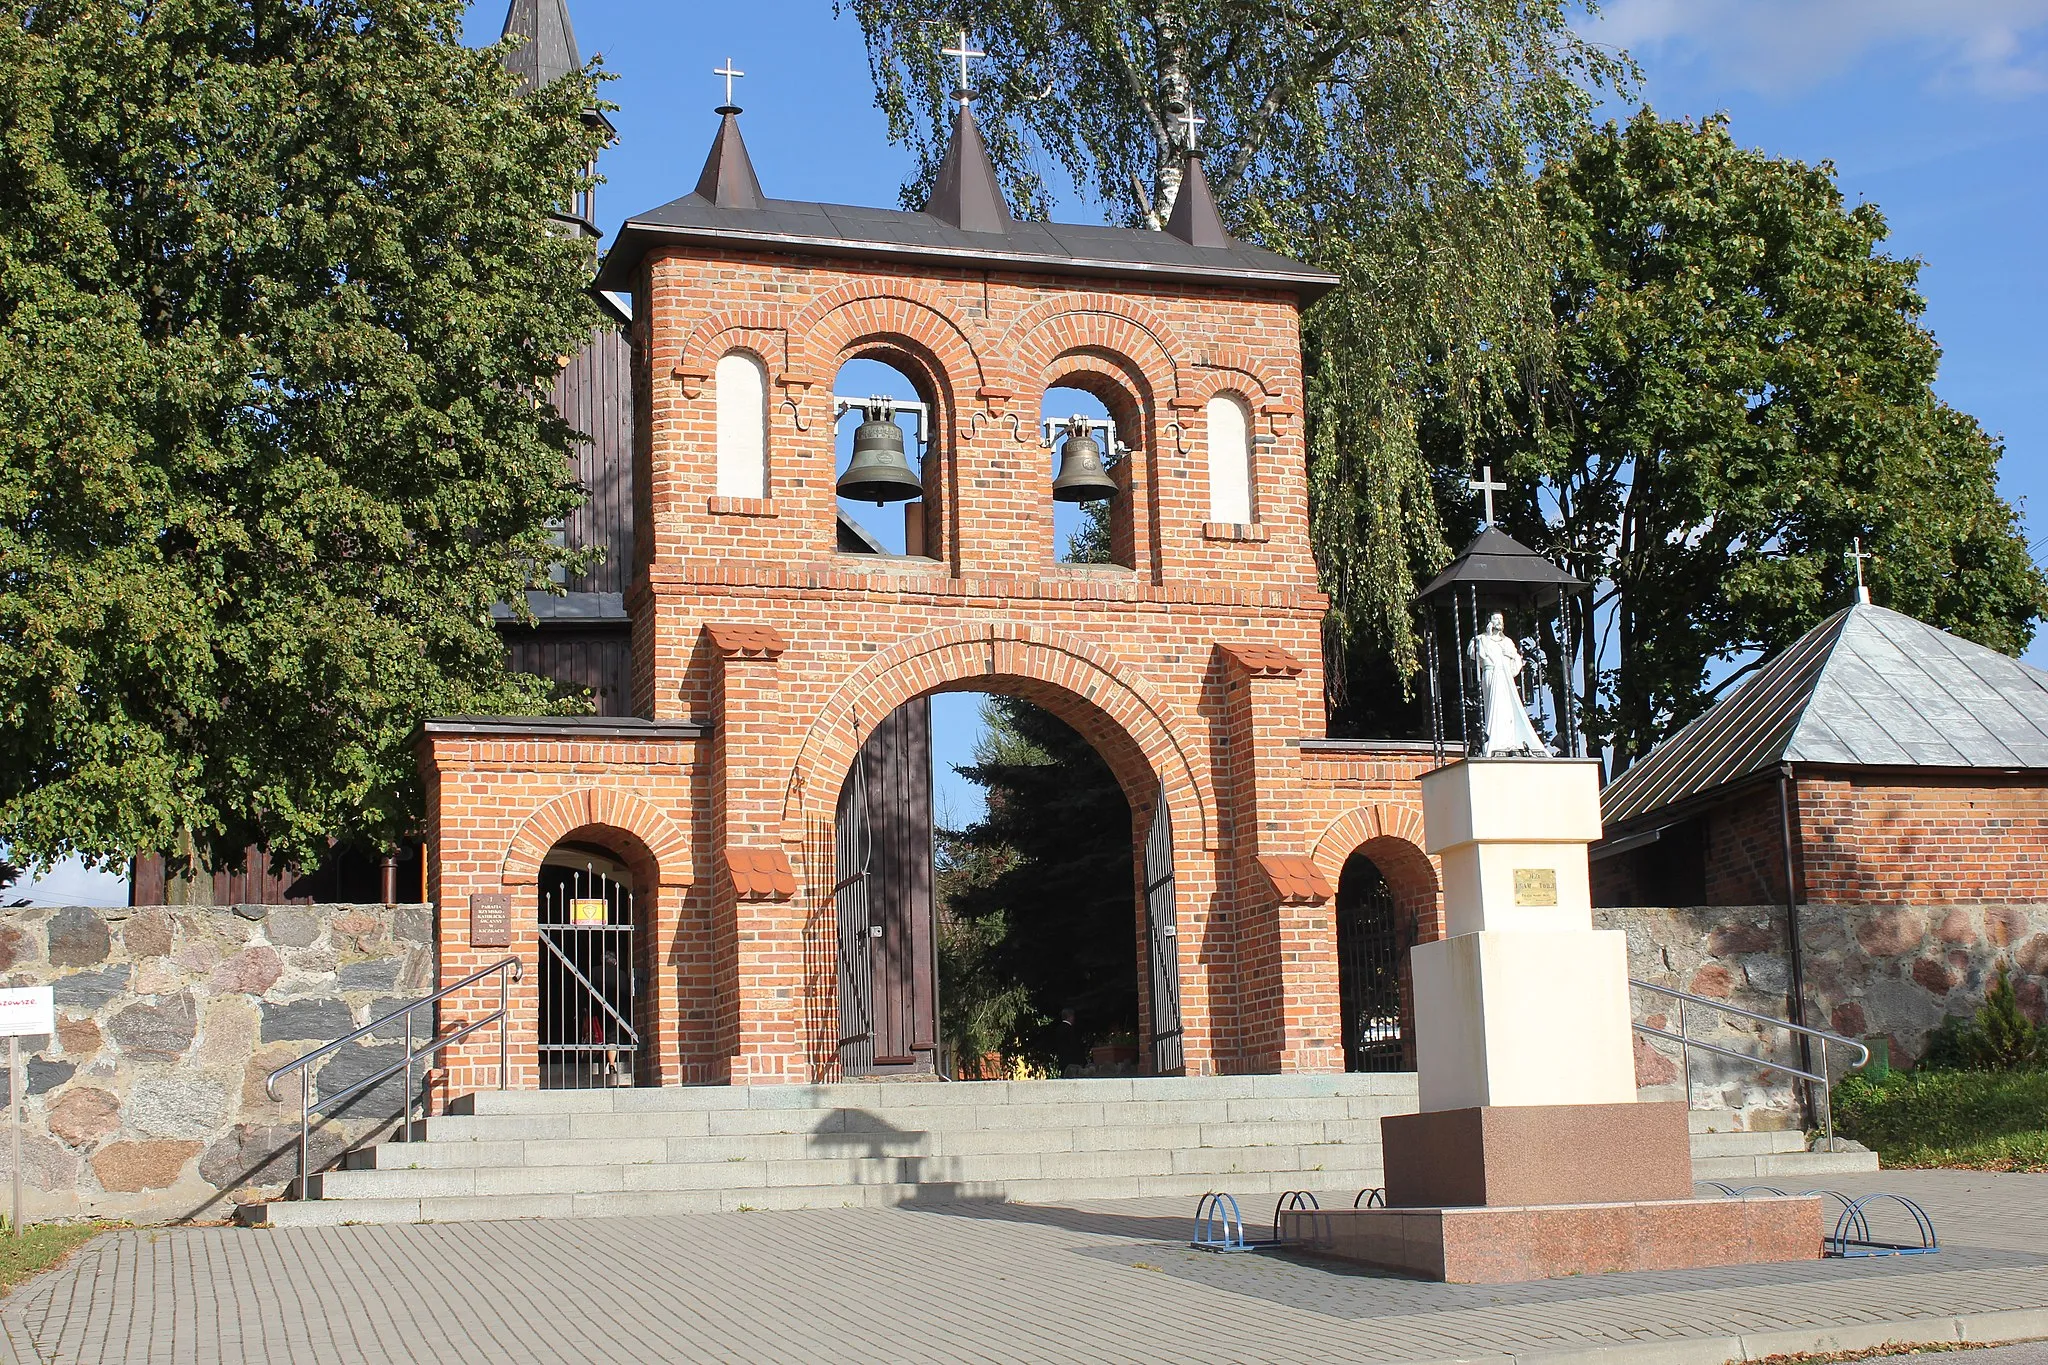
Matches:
[[265, 956, 522, 1198], [1630, 977, 1869, 1154]]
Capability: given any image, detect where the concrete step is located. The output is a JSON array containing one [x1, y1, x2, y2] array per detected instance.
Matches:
[[242, 1166, 1393, 1229], [451, 1074, 1420, 1117], [1687, 1128, 1809, 1158], [1691, 1148, 1880, 1182], [347, 1119, 1385, 1171]]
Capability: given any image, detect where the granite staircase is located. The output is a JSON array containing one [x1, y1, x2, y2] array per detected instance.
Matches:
[[236, 1079, 1880, 1228], [238, 1074, 1418, 1228]]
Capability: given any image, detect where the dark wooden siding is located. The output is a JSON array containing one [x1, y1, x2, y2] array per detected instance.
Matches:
[[130, 842, 417, 907], [552, 323, 635, 593], [504, 626, 634, 717]]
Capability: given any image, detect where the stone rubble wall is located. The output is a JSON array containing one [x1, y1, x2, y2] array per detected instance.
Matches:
[[1601, 902, 2048, 1131], [0, 903, 432, 1225]]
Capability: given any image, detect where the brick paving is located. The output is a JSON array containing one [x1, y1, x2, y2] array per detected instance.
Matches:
[[4, 1171, 2045, 1365]]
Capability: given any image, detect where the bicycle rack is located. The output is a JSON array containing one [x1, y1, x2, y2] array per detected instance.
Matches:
[[1706, 1184, 1939, 1259], [1825, 1193, 1939, 1258], [1353, 1187, 1387, 1209], [1271, 1190, 1319, 1243]]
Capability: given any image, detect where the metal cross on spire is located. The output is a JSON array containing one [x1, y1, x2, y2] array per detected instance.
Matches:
[[1174, 107, 1206, 150], [1850, 536, 1873, 605], [941, 29, 983, 99], [714, 58, 744, 107], [1470, 465, 1507, 528]]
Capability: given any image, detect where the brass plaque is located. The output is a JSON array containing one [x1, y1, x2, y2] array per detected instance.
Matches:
[[470, 893, 511, 948], [1512, 868, 1558, 907]]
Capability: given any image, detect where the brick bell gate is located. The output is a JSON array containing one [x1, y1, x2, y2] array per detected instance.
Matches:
[[418, 91, 1445, 1107]]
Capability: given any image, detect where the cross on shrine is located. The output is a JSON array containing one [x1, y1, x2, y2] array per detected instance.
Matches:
[[1175, 107, 1206, 150], [1850, 536, 1873, 604], [941, 29, 983, 97], [714, 58, 744, 106], [1470, 464, 1507, 528]]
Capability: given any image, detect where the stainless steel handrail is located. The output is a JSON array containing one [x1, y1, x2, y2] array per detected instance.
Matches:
[[265, 955, 522, 1199], [1630, 977, 1870, 1154]]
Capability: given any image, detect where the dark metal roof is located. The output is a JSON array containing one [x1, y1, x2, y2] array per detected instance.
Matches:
[[499, 0, 581, 91], [1415, 529, 1587, 602], [924, 99, 1009, 234], [1164, 153, 1229, 249], [1602, 603, 2048, 828], [593, 112, 1337, 302], [491, 591, 627, 624], [424, 716, 705, 740], [694, 108, 764, 210]]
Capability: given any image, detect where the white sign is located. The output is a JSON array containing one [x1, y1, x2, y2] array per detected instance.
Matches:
[[0, 988, 53, 1039]]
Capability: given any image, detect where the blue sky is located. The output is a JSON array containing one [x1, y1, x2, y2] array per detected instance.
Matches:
[[10, 0, 2044, 902]]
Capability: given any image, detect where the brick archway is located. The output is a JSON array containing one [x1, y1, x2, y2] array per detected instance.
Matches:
[[783, 626, 1214, 853], [503, 788, 693, 889]]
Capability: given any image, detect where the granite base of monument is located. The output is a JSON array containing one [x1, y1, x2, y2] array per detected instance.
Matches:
[[1381, 1100, 1694, 1207], [1279, 1195, 1824, 1284]]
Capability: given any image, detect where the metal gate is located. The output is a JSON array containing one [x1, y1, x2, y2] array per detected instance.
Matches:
[[1144, 788, 1183, 1074], [538, 863, 639, 1089], [1336, 855, 1407, 1072]]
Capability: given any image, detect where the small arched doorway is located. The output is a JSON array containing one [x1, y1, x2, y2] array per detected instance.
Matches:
[[1335, 852, 1415, 1072], [538, 845, 641, 1089]]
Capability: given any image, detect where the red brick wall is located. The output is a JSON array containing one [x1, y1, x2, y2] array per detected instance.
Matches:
[[1797, 772, 2048, 904], [425, 244, 1443, 1094]]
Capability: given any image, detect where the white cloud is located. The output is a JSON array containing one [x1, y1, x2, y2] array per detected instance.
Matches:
[[1586, 0, 2048, 98]]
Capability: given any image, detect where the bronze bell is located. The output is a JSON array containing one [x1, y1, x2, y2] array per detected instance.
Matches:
[[836, 407, 923, 505], [1051, 421, 1117, 503]]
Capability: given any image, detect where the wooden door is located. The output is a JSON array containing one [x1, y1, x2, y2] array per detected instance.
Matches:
[[835, 699, 935, 1075], [1143, 790, 1184, 1074]]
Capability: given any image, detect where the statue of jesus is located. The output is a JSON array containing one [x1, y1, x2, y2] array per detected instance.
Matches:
[[1467, 611, 1550, 756]]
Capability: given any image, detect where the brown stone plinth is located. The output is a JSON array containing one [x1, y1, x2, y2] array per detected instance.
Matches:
[[1381, 1101, 1693, 1208], [1280, 1196, 1823, 1284]]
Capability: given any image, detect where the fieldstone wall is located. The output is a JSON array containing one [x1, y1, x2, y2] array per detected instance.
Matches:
[[1601, 902, 2048, 1130], [0, 903, 432, 1225]]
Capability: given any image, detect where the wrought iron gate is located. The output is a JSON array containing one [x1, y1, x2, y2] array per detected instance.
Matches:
[[1144, 789, 1183, 1074], [538, 863, 639, 1089], [1336, 856, 1407, 1072]]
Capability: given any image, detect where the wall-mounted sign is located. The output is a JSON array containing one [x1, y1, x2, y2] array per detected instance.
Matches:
[[0, 987, 52, 1039], [470, 894, 511, 949], [1512, 868, 1559, 907], [570, 899, 607, 926]]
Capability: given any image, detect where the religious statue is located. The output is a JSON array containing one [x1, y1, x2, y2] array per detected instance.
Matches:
[[1467, 612, 1551, 757]]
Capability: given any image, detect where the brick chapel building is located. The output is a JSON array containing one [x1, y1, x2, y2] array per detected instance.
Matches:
[[421, 61, 1448, 1096]]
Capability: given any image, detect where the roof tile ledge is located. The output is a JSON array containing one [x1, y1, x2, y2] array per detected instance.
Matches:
[[706, 623, 789, 659], [1219, 642, 1305, 678], [1259, 854, 1332, 906], [724, 846, 797, 901]]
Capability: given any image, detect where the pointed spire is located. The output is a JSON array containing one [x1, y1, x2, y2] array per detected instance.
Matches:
[[500, 0, 583, 92], [1164, 150, 1230, 248], [924, 98, 1010, 233], [694, 106, 765, 210]]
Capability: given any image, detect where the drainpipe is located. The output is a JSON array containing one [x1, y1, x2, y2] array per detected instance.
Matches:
[[1777, 764, 1815, 1129]]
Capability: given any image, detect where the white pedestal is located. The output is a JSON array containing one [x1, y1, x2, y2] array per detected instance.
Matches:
[[1413, 759, 1636, 1113]]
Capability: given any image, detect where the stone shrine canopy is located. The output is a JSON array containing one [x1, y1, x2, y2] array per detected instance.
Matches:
[[1603, 602, 2048, 829]]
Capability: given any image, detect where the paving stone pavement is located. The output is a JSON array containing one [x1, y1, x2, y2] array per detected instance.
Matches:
[[3, 1170, 2045, 1365]]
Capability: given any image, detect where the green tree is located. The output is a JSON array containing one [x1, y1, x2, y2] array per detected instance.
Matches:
[[849, 0, 1630, 699], [1482, 112, 2047, 767], [0, 0, 611, 875], [1921, 963, 2047, 1073]]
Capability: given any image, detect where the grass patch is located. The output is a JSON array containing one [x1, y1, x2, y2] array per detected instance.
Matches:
[[1834, 1069, 2048, 1171], [0, 1222, 115, 1294]]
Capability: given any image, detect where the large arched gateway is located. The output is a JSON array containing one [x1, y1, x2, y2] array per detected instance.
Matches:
[[418, 84, 1442, 1099]]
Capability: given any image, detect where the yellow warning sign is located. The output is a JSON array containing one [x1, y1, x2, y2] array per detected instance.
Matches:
[[570, 898, 607, 925]]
